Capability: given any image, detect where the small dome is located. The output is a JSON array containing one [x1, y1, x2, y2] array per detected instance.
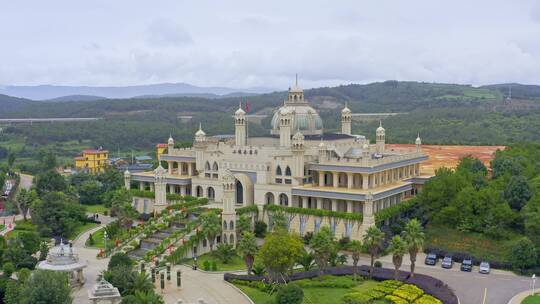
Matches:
[[376, 121, 385, 134], [168, 135, 174, 145], [154, 165, 166, 175], [124, 169, 130, 176], [342, 105, 351, 114], [195, 123, 206, 137], [415, 134, 422, 145], [235, 107, 246, 116], [271, 104, 323, 136], [293, 131, 304, 140], [362, 143, 369, 150], [344, 147, 363, 159], [318, 141, 326, 148]]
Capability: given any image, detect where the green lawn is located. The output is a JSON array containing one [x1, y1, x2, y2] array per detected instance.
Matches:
[[5, 220, 39, 239], [234, 277, 388, 304], [425, 224, 520, 264], [86, 227, 106, 248], [185, 252, 246, 271], [85, 204, 109, 215], [523, 294, 540, 304], [69, 222, 99, 240]]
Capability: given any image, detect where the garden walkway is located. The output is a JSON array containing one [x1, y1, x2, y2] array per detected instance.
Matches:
[[160, 264, 252, 304]]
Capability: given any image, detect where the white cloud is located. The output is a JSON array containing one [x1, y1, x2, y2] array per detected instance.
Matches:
[[0, 0, 539, 88]]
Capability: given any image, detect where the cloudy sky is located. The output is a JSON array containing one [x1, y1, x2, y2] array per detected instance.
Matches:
[[1, 0, 540, 89]]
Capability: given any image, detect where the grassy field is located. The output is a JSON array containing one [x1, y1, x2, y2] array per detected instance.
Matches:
[[184, 252, 246, 271], [5, 219, 39, 239], [235, 277, 388, 304], [523, 294, 540, 304], [70, 222, 99, 240], [85, 204, 109, 215], [425, 225, 520, 263], [86, 227, 106, 248]]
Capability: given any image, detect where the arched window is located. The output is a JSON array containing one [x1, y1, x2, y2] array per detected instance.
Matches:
[[223, 234, 228, 243], [265, 192, 275, 205], [229, 234, 234, 244], [229, 220, 234, 231], [223, 221, 227, 230], [207, 187, 215, 199], [205, 161, 211, 170], [236, 180, 244, 205], [276, 166, 282, 175], [212, 162, 219, 171], [285, 166, 292, 176], [279, 193, 289, 206], [196, 186, 203, 197]]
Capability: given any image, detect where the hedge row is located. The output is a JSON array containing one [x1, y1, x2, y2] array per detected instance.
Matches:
[[165, 198, 208, 211], [129, 189, 155, 198], [236, 205, 259, 215], [224, 266, 457, 304], [264, 204, 363, 222], [374, 198, 418, 223]]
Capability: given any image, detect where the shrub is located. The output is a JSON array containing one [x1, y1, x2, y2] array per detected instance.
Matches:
[[88, 233, 95, 246], [203, 260, 211, 271], [214, 243, 235, 264], [107, 252, 132, 270], [339, 236, 351, 249], [275, 284, 304, 304], [342, 292, 373, 304], [211, 260, 217, 271], [385, 295, 409, 304], [374, 261, 383, 268], [414, 294, 443, 304], [3, 262, 15, 278], [303, 232, 314, 244], [393, 284, 424, 302], [254, 221, 267, 238], [252, 263, 266, 276]]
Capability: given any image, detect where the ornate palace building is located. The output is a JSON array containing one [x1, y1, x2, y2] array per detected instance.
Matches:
[[124, 84, 428, 241]]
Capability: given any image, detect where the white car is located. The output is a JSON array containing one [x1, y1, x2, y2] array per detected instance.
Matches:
[[479, 262, 490, 274]]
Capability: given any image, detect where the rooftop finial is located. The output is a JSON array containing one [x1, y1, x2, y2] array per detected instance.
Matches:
[[295, 73, 298, 86], [199, 122, 202, 130]]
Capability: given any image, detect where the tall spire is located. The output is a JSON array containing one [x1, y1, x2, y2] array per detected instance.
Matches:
[[295, 73, 298, 86]]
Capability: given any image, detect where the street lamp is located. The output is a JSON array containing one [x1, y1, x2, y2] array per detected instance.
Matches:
[[532, 274, 537, 296]]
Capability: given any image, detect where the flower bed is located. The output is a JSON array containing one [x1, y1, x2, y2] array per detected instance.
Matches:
[[224, 266, 457, 304]]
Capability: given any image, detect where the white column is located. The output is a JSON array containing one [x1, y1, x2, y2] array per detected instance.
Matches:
[[332, 172, 339, 188], [347, 172, 353, 189], [347, 200, 353, 213], [139, 181, 144, 191], [331, 199, 337, 211], [168, 161, 173, 175], [318, 171, 325, 187], [180, 185, 186, 196], [169, 185, 175, 194], [362, 174, 369, 189], [316, 198, 323, 209]]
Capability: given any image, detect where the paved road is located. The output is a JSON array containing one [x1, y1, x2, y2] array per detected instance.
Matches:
[[72, 215, 113, 303], [375, 253, 530, 304], [18, 173, 33, 190]]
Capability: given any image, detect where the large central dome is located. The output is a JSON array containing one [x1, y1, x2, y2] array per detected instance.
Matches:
[[270, 85, 323, 136]]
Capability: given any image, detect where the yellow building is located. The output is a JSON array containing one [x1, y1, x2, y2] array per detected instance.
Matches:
[[74, 148, 109, 174], [156, 143, 168, 162]]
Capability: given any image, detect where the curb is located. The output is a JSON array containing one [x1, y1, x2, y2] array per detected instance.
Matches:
[[223, 280, 255, 304], [507, 289, 537, 304]]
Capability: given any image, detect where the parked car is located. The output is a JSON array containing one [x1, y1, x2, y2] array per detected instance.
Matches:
[[425, 253, 438, 266], [460, 258, 473, 272], [479, 262, 490, 274], [441, 256, 453, 269]]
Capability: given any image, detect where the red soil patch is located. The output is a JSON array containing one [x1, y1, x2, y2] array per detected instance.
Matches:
[[387, 144, 505, 175]]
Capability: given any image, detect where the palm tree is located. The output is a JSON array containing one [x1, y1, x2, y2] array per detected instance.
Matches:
[[237, 232, 258, 274], [128, 272, 154, 295], [362, 226, 384, 278], [297, 250, 315, 271], [403, 219, 425, 278], [348, 240, 363, 278], [309, 226, 336, 275], [388, 235, 407, 280], [122, 291, 164, 304], [200, 212, 222, 251]]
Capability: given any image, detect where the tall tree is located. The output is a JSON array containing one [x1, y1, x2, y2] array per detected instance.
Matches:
[[403, 219, 425, 278], [31, 192, 86, 237], [309, 226, 336, 275], [259, 230, 303, 282], [15, 188, 36, 221], [504, 175, 532, 211], [236, 214, 252, 237], [388, 235, 407, 280], [237, 231, 258, 274], [362, 226, 384, 278], [348, 240, 363, 279], [19, 270, 72, 304], [200, 212, 221, 251]]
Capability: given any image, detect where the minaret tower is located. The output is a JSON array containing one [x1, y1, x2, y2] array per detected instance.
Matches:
[[279, 107, 292, 147], [376, 121, 386, 155], [235, 102, 246, 146], [194, 123, 207, 173], [415, 133, 422, 152], [222, 170, 237, 247], [291, 131, 306, 185], [123, 169, 131, 190], [168, 134, 174, 152], [153, 165, 167, 215], [341, 103, 352, 135]]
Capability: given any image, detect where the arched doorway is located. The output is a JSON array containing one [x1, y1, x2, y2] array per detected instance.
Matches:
[[196, 186, 203, 197], [279, 193, 289, 206]]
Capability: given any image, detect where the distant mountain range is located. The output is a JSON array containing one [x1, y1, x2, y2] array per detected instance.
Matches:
[[0, 83, 276, 101]]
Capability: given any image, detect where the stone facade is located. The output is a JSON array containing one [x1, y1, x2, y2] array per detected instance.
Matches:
[[127, 84, 428, 242]]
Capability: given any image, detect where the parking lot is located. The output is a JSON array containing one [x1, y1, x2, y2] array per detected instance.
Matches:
[[376, 253, 531, 304]]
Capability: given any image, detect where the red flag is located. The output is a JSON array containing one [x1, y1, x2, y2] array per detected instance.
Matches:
[[246, 98, 251, 113]]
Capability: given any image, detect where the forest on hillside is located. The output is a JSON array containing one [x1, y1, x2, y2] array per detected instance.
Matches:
[[1, 81, 540, 167]]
